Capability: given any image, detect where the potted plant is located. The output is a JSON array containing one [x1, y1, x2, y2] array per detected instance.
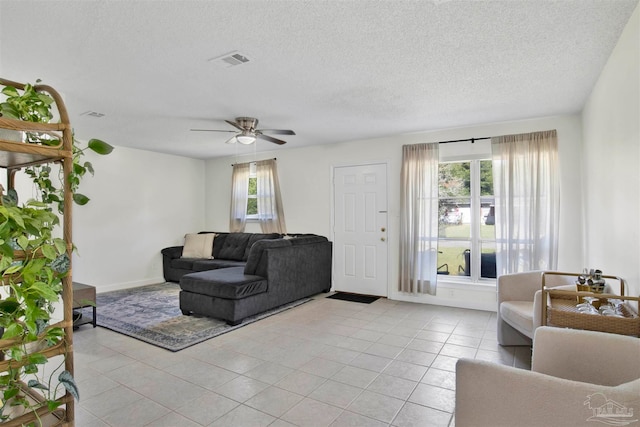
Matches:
[[0, 79, 112, 424]]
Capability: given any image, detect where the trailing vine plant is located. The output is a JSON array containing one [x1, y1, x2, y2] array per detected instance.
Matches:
[[0, 196, 74, 422], [0, 79, 112, 423], [1, 81, 113, 212]]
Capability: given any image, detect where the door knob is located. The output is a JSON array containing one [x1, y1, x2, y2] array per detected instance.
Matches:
[[381, 237, 386, 242]]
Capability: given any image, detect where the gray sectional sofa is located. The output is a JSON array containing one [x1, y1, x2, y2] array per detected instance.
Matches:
[[161, 232, 332, 325], [161, 232, 281, 282]]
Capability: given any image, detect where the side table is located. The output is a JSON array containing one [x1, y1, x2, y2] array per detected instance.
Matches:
[[72, 282, 96, 328]]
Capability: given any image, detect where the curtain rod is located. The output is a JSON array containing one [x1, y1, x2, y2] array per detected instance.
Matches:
[[438, 137, 490, 144], [231, 157, 277, 166]]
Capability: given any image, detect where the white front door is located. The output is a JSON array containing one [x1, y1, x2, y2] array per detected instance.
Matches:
[[333, 163, 388, 297]]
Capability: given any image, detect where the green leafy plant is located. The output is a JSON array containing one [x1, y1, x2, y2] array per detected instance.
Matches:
[[0, 196, 73, 422], [1, 80, 114, 213], [0, 79, 111, 424], [0, 83, 54, 128]]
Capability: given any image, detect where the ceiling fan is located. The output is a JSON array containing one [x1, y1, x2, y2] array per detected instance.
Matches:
[[190, 117, 295, 145]]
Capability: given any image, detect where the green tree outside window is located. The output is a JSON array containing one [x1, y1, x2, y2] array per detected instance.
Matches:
[[247, 177, 257, 215]]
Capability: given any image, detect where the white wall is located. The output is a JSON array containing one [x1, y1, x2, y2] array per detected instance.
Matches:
[[205, 114, 584, 310], [2, 145, 206, 292], [70, 145, 206, 291], [582, 3, 639, 299]]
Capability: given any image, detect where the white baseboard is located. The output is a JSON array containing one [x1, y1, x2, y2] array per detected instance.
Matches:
[[95, 277, 166, 294], [388, 282, 498, 312], [389, 293, 496, 312]]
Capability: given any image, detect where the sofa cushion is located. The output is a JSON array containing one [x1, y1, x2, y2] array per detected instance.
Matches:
[[172, 257, 244, 272], [212, 233, 229, 259], [180, 267, 267, 300], [172, 258, 198, 270], [216, 233, 251, 261], [500, 301, 534, 336], [182, 233, 215, 258], [192, 259, 246, 271], [243, 233, 281, 261]]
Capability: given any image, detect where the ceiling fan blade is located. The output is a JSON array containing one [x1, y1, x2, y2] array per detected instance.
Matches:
[[258, 129, 296, 135], [190, 129, 237, 133], [225, 120, 245, 131], [225, 135, 237, 144], [257, 134, 287, 145]]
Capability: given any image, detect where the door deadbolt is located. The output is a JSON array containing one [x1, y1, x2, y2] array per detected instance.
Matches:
[[381, 227, 386, 232]]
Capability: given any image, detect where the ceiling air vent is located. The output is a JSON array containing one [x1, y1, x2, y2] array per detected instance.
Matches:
[[80, 111, 105, 118], [209, 51, 251, 68]]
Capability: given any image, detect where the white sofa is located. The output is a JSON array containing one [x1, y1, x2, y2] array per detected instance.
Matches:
[[497, 270, 575, 345], [456, 326, 640, 427]]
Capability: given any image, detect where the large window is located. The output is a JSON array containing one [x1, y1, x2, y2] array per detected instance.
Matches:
[[437, 160, 496, 281], [230, 159, 286, 234]]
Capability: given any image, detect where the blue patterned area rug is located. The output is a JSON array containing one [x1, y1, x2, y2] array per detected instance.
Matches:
[[80, 282, 310, 352]]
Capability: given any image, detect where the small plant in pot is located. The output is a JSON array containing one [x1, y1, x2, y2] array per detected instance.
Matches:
[[0, 79, 113, 423]]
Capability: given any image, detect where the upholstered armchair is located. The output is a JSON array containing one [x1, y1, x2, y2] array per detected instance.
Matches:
[[456, 327, 640, 427], [497, 270, 575, 345]]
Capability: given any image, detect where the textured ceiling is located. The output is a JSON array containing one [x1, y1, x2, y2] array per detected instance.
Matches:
[[0, 0, 637, 159]]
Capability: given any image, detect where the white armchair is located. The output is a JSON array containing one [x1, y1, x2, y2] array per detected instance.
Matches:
[[456, 327, 640, 427], [497, 270, 574, 345]]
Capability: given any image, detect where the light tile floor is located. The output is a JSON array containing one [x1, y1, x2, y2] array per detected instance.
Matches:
[[73, 294, 532, 426]]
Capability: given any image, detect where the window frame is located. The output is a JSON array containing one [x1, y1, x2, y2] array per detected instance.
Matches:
[[438, 157, 496, 284]]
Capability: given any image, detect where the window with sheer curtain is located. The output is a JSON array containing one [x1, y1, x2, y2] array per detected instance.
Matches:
[[399, 130, 559, 294], [491, 129, 559, 274], [229, 159, 287, 234]]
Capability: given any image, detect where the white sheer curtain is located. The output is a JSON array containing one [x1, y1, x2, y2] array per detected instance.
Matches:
[[256, 159, 287, 234], [399, 143, 439, 295], [229, 162, 250, 232], [492, 129, 560, 274]]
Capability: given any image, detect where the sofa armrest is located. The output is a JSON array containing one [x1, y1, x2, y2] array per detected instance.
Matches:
[[455, 358, 640, 427], [244, 239, 292, 276], [532, 326, 640, 386], [161, 246, 183, 259], [265, 240, 332, 299]]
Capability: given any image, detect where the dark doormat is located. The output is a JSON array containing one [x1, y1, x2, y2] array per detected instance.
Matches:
[[326, 292, 380, 304]]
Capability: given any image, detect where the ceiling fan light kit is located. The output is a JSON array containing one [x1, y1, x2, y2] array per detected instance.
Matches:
[[236, 132, 257, 144], [192, 116, 295, 146]]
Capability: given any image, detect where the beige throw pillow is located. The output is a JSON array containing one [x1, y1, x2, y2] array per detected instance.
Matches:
[[181, 233, 215, 259]]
